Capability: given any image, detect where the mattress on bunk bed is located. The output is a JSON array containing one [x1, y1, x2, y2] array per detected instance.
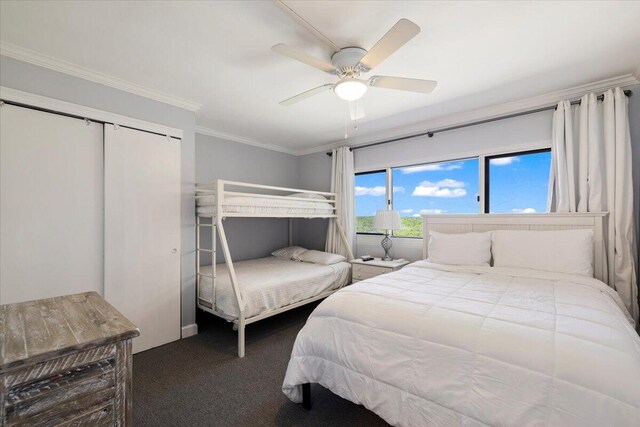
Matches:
[[198, 256, 351, 319], [196, 194, 333, 215]]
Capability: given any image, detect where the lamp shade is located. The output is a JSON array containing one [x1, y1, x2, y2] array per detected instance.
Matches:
[[374, 210, 402, 231]]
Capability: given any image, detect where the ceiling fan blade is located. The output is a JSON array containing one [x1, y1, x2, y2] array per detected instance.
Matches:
[[348, 100, 365, 121], [272, 0, 340, 52], [272, 43, 337, 74], [280, 84, 334, 106], [359, 19, 420, 70], [369, 76, 437, 93]]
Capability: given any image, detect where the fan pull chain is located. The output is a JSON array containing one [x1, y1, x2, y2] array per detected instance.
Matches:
[[354, 99, 359, 130], [344, 103, 349, 139]]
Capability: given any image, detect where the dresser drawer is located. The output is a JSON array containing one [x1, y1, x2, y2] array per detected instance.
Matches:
[[352, 264, 392, 276], [4, 346, 117, 426], [352, 270, 379, 281]]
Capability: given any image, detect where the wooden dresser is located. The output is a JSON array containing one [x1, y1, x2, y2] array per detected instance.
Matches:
[[0, 292, 139, 426]]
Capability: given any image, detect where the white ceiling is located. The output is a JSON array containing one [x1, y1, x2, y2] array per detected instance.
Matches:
[[1, 1, 639, 153]]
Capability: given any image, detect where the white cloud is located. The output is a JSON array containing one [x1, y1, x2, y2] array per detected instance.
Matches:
[[419, 209, 445, 214], [490, 156, 519, 166], [401, 209, 413, 213], [399, 162, 463, 174], [412, 179, 467, 198], [355, 186, 385, 196], [355, 186, 404, 196], [433, 178, 465, 188], [512, 208, 537, 213]]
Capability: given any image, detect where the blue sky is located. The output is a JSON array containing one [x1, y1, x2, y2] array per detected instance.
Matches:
[[355, 151, 551, 216]]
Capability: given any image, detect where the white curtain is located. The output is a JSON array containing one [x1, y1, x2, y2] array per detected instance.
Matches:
[[549, 87, 638, 322], [326, 146, 355, 258]]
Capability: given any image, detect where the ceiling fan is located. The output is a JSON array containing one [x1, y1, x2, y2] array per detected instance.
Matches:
[[272, 0, 437, 121]]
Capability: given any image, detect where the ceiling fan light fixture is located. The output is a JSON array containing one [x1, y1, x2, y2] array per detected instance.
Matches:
[[334, 78, 368, 101]]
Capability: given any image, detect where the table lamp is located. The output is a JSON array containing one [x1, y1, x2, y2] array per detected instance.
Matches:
[[374, 210, 402, 261]]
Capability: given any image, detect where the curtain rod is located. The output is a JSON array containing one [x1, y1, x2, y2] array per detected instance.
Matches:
[[326, 89, 632, 156]]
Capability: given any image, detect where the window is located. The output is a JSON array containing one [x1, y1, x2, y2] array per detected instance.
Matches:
[[392, 158, 479, 237], [485, 149, 551, 214], [355, 148, 551, 238], [355, 170, 387, 234]]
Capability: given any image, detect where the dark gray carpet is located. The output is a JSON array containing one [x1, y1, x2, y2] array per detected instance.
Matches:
[[132, 302, 389, 426]]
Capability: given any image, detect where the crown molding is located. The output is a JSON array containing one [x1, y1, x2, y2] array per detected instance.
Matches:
[[0, 86, 184, 138], [634, 64, 640, 82], [296, 73, 640, 156], [1, 41, 202, 112], [195, 125, 297, 155]]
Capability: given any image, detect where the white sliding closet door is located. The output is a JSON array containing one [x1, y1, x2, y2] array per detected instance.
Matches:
[[0, 105, 103, 304], [104, 126, 181, 353]]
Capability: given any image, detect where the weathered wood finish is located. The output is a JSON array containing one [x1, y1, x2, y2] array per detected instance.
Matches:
[[1, 292, 139, 426]]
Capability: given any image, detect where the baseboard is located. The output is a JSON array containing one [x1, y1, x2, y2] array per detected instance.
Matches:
[[181, 323, 198, 338]]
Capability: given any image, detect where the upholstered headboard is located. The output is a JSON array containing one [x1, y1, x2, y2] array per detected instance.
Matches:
[[421, 213, 609, 284]]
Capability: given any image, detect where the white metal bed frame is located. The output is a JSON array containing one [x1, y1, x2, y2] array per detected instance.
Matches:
[[195, 179, 354, 357]]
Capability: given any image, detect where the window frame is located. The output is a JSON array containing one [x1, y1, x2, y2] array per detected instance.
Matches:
[[355, 147, 552, 237], [389, 156, 479, 238], [354, 169, 388, 236], [483, 148, 551, 214]]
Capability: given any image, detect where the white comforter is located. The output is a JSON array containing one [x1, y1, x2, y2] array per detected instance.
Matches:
[[199, 257, 351, 319], [283, 261, 640, 426]]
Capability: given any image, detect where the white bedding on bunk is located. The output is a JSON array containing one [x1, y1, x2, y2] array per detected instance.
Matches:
[[198, 257, 351, 319], [283, 261, 640, 427], [196, 194, 333, 215]]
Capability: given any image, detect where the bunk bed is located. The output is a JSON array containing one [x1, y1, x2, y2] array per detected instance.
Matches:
[[195, 180, 354, 357]]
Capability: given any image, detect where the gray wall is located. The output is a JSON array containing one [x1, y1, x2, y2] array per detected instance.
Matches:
[[195, 133, 299, 263], [0, 56, 198, 329], [293, 151, 333, 251]]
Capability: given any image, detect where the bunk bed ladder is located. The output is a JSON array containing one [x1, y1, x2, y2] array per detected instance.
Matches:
[[196, 217, 217, 311]]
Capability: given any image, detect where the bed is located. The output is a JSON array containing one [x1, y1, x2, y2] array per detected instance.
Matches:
[[198, 256, 351, 320], [195, 179, 354, 357], [282, 213, 640, 426]]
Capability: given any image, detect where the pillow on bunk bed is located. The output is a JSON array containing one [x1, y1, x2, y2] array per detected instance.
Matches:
[[287, 192, 327, 200], [271, 246, 308, 261], [298, 250, 346, 265]]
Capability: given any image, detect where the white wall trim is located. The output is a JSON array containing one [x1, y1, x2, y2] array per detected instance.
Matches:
[[181, 323, 198, 338], [195, 125, 297, 155], [1, 41, 201, 112], [0, 86, 184, 139], [298, 73, 640, 156]]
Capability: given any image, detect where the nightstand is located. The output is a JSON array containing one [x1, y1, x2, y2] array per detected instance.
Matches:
[[350, 258, 410, 283]]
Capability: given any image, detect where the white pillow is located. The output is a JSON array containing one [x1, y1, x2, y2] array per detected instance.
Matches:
[[271, 246, 308, 261], [298, 250, 346, 265], [288, 192, 326, 200], [492, 229, 594, 276], [427, 231, 492, 266]]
